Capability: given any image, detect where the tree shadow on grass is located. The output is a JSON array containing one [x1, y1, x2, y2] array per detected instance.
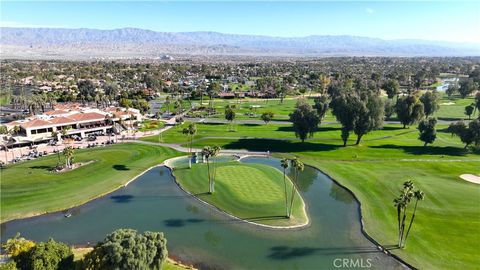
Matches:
[[223, 139, 340, 152], [112, 164, 130, 171], [370, 144, 467, 156], [381, 126, 405, 131], [437, 117, 464, 121], [276, 126, 341, 133], [268, 245, 380, 260], [29, 165, 55, 170]]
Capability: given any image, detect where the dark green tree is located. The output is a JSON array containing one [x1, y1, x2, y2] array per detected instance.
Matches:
[[289, 99, 320, 142], [445, 83, 458, 99], [261, 111, 274, 124], [395, 95, 425, 128], [418, 118, 437, 146], [77, 79, 96, 103], [382, 79, 400, 99], [459, 79, 476, 98], [420, 91, 439, 117], [313, 95, 329, 124], [447, 119, 480, 148], [384, 99, 395, 119], [465, 104, 475, 119]]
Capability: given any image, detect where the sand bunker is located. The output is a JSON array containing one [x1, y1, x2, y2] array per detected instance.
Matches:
[[441, 102, 455, 105], [460, 174, 480, 184]]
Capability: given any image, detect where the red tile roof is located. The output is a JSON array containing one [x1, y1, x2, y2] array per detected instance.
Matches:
[[20, 119, 52, 128], [69, 112, 106, 122]]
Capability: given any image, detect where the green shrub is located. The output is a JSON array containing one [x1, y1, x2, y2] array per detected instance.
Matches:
[[14, 239, 73, 270], [79, 229, 167, 270]]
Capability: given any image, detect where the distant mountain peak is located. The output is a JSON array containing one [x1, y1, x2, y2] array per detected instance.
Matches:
[[1, 27, 479, 59]]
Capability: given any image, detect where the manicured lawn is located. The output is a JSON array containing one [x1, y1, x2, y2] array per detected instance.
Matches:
[[435, 94, 477, 120], [157, 121, 479, 269], [0, 143, 181, 222], [171, 161, 308, 227]]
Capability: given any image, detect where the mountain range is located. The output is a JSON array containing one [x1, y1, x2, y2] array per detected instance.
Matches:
[[1, 27, 479, 59]]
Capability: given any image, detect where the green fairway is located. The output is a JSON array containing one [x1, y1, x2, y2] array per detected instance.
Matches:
[[170, 160, 308, 227], [153, 121, 479, 269], [0, 143, 181, 222], [435, 94, 477, 121]]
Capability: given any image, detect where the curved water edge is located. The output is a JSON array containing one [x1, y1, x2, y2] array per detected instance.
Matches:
[[308, 165, 416, 270], [2, 155, 410, 269], [0, 162, 166, 224], [163, 155, 310, 229]]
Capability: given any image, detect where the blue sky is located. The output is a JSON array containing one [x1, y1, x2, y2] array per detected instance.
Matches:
[[1, 1, 479, 43]]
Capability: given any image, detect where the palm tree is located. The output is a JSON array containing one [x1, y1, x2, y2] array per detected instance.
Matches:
[[182, 123, 197, 168], [288, 158, 304, 218], [60, 126, 70, 145], [280, 158, 290, 218], [51, 131, 61, 164], [201, 146, 214, 193], [211, 146, 221, 193], [62, 146, 75, 169], [394, 180, 414, 248], [402, 190, 425, 248]]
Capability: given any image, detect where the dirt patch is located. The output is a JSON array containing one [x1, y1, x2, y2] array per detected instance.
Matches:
[[54, 160, 95, 173]]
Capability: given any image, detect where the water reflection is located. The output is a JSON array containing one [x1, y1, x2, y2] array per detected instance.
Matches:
[[1, 157, 405, 270]]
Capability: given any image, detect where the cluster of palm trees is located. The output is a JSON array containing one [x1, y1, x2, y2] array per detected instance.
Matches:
[[62, 146, 75, 169], [11, 93, 55, 115], [393, 180, 425, 248], [281, 157, 304, 218], [201, 146, 221, 194]]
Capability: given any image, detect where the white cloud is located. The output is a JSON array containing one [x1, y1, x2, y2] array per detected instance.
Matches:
[[365, 8, 374, 15]]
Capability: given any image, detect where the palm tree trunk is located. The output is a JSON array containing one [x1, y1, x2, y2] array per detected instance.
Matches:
[[402, 200, 419, 248], [206, 159, 212, 193], [399, 205, 409, 247], [288, 169, 298, 218], [283, 169, 289, 217], [396, 206, 401, 247]]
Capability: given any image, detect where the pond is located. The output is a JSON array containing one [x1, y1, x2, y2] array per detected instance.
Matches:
[[436, 77, 459, 91], [1, 157, 406, 269]]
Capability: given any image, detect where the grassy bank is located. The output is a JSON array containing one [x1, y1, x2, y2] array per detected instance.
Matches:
[[149, 121, 479, 269], [171, 161, 307, 227], [0, 143, 181, 222]]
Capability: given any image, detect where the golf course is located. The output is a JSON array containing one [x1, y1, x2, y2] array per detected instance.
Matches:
[[2, 95, 479, 269], [168, 158, 308, 227]]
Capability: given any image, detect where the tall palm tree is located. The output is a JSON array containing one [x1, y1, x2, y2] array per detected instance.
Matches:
[[280, 158, 290, 218], [288, 158, 304, 218], [182, 123, 197, 168], [201, 146, 214, 193], [211, 146, 221, 193], [62, 146, 74, 169], [51, 131, 61, 165], [394, 180, 414, 248], [402, 190, 425, 248]]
